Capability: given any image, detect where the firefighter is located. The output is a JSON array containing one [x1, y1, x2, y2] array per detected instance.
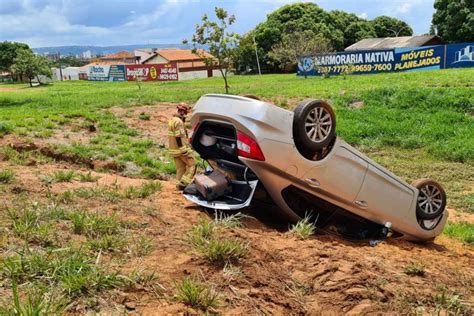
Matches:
[[168, 103, 196, 190]]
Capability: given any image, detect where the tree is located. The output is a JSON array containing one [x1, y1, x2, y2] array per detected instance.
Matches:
[[184, 7, 239, 94], [431, 0, 474, 42], [11, 49, 52, 87], [233, 2, 415, 72], [371, 16, 413, 37], [0, 41, 30, 78], [345, 21, 377, 47], [268, 31, 333, 78]]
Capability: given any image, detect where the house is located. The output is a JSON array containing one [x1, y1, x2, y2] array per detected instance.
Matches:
[[98, 51, 140, 64], [345, 35, 445, 51], [135, 48, 221, 80]]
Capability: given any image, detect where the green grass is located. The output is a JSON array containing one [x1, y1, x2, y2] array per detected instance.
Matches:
[[69, 211, 121, 238], [123, 181, 162, 199], [289, 215, 316, 239], [0, 170, 15, 184], [0, 248, 126, 298], [187, 220, 248, 264], [403, 262, 426, 276], [175, 276, 220, 311], [48, 170, 76, 183], [443, 222, 474, 245], [78, 171, 100, 182]]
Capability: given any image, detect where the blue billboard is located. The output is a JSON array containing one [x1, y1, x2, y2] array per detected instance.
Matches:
[[298, 42, 474, 76]]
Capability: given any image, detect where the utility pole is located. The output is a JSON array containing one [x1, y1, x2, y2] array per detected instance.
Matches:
[[58, 51, 63, 81], [253, 36, 262, 75]]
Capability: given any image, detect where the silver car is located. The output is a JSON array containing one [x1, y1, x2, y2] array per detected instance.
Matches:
[[184, 94, 448, 242]]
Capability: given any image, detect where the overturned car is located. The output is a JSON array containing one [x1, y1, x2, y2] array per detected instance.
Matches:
[[183, 94, 448, 242]]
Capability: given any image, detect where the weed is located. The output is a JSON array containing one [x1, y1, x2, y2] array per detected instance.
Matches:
[[78, 171, 100, 182], [187, 220, 216, 247], [0, 280, 66, 315], [0, 169, 15, 184], [144, 206, 160, 218], [7, 205, 57, 246], [128, 268, 159, 286], [45, 170, 76, 183], [69, 211, 121, 238], [175, 276, 220, 311], [49, 190, 75, 204], [74, 185, 122, 203], [128, 235, 154, 257], [289, 215, 316, 239], [124, 181, 161, 199], [187, 220, 248, 264], [86, 234, 127, 253], [403, 262, 426, 276], [222, 263, 243, 281], [286, 279, 313, 300], [444, 222, 474, 245], [196, 238, 248, 263], [434, 285, 470, 314], [139, 112, 151, 120], [0, 122, 13, 135], [214, 212, 250, 229]]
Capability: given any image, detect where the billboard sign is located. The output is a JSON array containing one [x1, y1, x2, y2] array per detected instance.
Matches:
[[88, 65, 110, 81], [445, 43, 474, 69], [108, 65, 126, 81], [298, 42, 474, 76], [125, 63, 178, 81]]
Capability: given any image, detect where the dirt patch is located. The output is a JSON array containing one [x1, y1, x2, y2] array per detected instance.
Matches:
[[110, 103, 178, 147]]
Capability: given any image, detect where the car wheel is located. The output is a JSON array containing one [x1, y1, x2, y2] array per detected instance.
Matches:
[[293, 99, 336, 156], [412, 179, 446, 220]]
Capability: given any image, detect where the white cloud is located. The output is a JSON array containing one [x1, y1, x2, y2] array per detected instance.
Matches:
[[358, 12, 368, 19]]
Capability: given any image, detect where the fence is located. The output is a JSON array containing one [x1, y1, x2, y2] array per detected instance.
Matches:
[[84, 63, 179, 81], [297, 42, 474, 76]]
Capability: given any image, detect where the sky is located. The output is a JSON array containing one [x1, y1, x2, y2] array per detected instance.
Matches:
[[0, 0, 437, 48]]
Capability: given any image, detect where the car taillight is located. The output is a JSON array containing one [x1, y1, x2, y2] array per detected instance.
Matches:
[[189, 122, 200, 143], [237, 131, 265, 161]]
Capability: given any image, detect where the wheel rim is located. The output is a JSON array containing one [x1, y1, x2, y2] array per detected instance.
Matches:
[[417, 184, 443, 215], [305, 107, 332, 143]]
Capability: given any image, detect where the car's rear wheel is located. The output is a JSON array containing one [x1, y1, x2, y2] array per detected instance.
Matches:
[[412, 179, 446, 220], [293, 99, 336, 157]]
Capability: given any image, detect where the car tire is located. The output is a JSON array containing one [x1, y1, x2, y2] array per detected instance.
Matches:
[[293, 99, 336, 156], [412, 178, 446, 220]]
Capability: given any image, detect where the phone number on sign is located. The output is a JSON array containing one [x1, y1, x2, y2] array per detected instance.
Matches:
[[159, 74, 178, 80], [317, 63, 393, 73]]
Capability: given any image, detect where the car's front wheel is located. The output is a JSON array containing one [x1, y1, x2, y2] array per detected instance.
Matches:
[[293, 99, 336, 158], [412, 179, 446, 220]]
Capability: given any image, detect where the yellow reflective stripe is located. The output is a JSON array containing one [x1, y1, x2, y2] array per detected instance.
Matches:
[[181, 175, 193, 184], [168, 145, 192, 156], [168, 131, 180, 136]]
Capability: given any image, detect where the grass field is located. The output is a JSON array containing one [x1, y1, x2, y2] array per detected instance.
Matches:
[[0, 69, 473, 314], [1, 69, 473, 211]]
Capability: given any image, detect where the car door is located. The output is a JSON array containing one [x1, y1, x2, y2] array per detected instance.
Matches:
[[302, 146, 368, 205], [354, 165, 415, 221]]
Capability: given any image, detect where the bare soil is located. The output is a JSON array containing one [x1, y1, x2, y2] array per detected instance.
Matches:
[[1, 103, 472, 314]]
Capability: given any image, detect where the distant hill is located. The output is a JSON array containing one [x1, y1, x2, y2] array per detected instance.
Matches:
[[32, 43, 189, 56]]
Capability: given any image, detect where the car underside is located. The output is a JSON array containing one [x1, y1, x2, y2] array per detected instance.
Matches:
[[183, 94, 448, 242]]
